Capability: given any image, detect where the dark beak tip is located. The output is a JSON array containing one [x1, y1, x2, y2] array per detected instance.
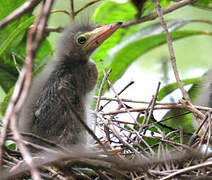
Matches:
[[116, 21, 123, 25]]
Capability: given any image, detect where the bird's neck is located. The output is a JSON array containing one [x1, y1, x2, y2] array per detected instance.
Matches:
[[58, 53, 89, 65], [54, 60, 89, 77]]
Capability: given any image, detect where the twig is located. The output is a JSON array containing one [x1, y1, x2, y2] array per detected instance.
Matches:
[[75, 0, 101, 16], [17, 132, 70, 152], [100, 80, 134, 111], [44, 26, 64, 32], [42, 166, 67, 180], [51, 9, 70, 15], [179, 99, 205, 120], [100, 60, 137, 123], [12, 1, 53, 179], [122, 0, 196, 28], [58, 86, 108, 153], [93, 96, 177, 105], [153, 0, 189, 101], [0, 0, 54, 179], [161, 160, 212, 180], [95, 68, 112, 112], [69, 0, 75, 21], [11, 53, 21, 74], [144, 82, 161, 126], [0, 0, 42, 29], [153, 0, 207, 129], [30, 24, 64, 33], [102, 104, 187, 115], [10, 116, 41, 180], [97, 113, 139, 155], [188, 114, 208, 146]]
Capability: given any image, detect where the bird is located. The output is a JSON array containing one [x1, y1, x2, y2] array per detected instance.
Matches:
[[18, 22, 122, 148], [194, 70, 212, 129]]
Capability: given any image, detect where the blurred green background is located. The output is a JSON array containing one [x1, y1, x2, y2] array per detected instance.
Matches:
[[47, 0, 212, 75]]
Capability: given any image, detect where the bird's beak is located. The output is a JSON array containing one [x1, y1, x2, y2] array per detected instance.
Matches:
[[83, 22, 122, 52]]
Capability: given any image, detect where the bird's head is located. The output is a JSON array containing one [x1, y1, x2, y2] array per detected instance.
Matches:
[[56, 22, 122, 63]]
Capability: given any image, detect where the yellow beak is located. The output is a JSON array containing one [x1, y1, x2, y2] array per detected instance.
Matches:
[[83, 22, 122, 52]]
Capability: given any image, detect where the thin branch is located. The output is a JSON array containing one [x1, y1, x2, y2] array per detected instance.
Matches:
[[69, 0, 75, 21], [188, 114, 209, 146], [0, 0, 42, 29], [10, 116, 41, 180], [12, 1, 54, 179], [75, 0, 101, 16], [0, 0, 54, 179], [100, 60, 137, 124], [100, 80, 134, 111], [11, 53, 21, 74], [122, 0, 196, 28], [44, 26, 64, 32], [30, 24, 64, 33], [153, 0, 189, 101], [101, 104, 208, 115], [95, 68, 112, 112], [161, 160, 212, 180], [93, 96, 177, 105], [144, 82, 161, 126], [51, 9, 70, 15]]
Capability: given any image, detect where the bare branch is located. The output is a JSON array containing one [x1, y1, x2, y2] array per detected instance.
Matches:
[[69, 0, 75, 21], [0, 0, 42, 29], [122, 0, 196, 28], [153, 0, 189, 101], [0, 0, 54, 179], [161, 160, 212, 180], [75, 0, 101, 16]]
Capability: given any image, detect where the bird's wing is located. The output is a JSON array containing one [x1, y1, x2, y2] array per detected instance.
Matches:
[[31, 73, 83, 143]]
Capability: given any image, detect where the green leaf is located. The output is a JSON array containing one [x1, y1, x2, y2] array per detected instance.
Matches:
[[193, 0, 212, 9], [94, 20, 193, 91], [157, 77, 202, 101], [0, 16, 34, 93], [99, 29, 210, 92], [160, 79, 203, 133], [0, 0, 26, 20], [0, 3, 53, 93], [171, 0, 212, 10], [0, 62, 17, 92], [5, 140, 16, 150], [163, 110, 194, 133], [93, 0, 171, 24], [0, 2, 35, 93], [136, 116, 173, 134], [93, 1, 137, 24], [0, 0, 32, 48], [0, 86, 14, 115], [0, 16, 35, 58]]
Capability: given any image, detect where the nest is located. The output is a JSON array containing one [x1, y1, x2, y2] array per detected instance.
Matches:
[[1, 79, 212, 180]]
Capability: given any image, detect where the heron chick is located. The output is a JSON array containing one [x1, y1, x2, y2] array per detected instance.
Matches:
[[18, 22, 122, 148]]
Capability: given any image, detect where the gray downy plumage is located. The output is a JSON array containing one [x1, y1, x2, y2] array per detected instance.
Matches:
[[19, 24, 98, 147], [18, 22, 122, 148]]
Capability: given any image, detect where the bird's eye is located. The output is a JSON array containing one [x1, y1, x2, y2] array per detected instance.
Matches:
[[77, 35, 87, 45]]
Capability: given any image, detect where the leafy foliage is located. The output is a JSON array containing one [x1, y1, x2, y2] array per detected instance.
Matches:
[[193, 0, 212, 10], [171, 0, 212, 10], [0, 0, 52, 93]]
